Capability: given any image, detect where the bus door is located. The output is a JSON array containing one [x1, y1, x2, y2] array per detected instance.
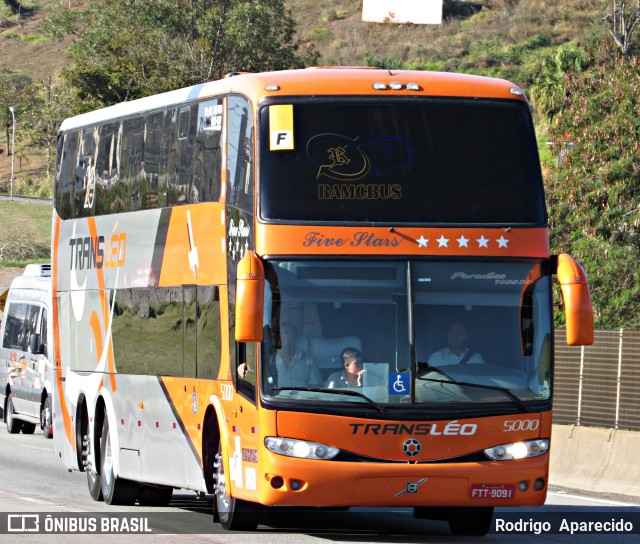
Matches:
[[228, 340, 260, 501]]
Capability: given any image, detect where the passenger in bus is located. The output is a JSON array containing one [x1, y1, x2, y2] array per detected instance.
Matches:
[[325, 347, 366, 388], [273, 322, 322, 388], [428, 322, 486, 366]]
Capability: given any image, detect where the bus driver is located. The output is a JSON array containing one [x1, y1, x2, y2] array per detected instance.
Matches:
[[428, 322, 486, 366]]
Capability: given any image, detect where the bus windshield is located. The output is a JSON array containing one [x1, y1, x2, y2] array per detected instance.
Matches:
[[259, 98, 546, 225], [260, 259, 552, 411]]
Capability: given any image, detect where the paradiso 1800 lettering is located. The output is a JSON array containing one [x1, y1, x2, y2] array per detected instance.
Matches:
[[349, 421, 478, 436], [68, 233, 127, 271]]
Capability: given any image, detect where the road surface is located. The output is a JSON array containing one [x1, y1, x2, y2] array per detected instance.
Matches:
[[0, 418, 638, 543]]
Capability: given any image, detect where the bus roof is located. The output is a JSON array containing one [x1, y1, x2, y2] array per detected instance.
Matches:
[[58, 68, 527, 132]]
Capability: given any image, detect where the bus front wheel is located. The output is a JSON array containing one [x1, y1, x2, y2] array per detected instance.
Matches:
[[41, 396, 53, 439], [213, 441, 260, 530]]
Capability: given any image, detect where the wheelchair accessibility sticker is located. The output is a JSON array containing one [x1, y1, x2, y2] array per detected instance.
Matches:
[[389, 372, 410, 395]]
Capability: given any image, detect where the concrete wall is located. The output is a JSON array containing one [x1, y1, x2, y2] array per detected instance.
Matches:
[[549, 424, 640, 498]]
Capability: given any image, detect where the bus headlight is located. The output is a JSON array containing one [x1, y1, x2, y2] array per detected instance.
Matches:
[[484, 439, 549, 461], [265, 437, 340, 460]]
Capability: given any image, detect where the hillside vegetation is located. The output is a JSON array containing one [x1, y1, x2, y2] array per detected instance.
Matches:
[[0, 0, 639, 328]]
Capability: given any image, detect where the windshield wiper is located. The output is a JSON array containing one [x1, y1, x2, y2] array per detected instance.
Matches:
[[271, 387, 385, 413], [417, 368, 527, 411]]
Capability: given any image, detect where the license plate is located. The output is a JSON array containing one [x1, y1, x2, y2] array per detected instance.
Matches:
[[470, 484, 515, 499]]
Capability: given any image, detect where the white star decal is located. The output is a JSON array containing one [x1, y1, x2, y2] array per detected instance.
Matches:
[[477, 236, 489, 248], [457, 236, 469, 248], [497, 236, 509, 248], [437, 235, 449, 248], [416, 235, 428, 248]]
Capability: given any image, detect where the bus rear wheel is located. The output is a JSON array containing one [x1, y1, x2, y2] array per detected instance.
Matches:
[[99, 417, 138, 505], [87, 469, 103, 501], [213, 441, 260, 530]]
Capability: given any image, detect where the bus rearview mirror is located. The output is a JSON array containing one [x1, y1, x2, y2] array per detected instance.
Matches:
[[556, 253, 594, 346], [235, 251, 265, 343]]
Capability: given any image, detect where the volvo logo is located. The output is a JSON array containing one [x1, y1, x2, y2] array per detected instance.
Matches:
[[395, 477, 428, 496], [402, 438, 421, 457]]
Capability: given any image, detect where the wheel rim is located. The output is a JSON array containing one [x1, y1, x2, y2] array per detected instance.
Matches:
[[214, 451, 230, 514], [41, 404, 50, 429], [103, 433, 113, 487], [6, 398, 13, 428]]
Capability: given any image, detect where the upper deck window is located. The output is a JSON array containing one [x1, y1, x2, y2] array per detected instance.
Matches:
[[259, 98, 546, 225]]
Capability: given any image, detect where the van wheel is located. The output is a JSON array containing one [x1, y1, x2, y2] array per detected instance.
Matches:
[[213, 441, 260, 530], [99, 417, 138, 505], [5, 393, 22, 434], [41, 396, 53, 439]]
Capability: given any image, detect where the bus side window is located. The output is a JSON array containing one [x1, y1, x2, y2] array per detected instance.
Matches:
[[234, 341, 256, 402], [227, 95, 254, 212], [145, 110, 170, 209], [74, 128, 97, 218], [121, 116, 146, 211], [196, 286, 222, 380], [55, 131, 80, 220], [196, 99, 223, 203], [96, 122, 124, 215]]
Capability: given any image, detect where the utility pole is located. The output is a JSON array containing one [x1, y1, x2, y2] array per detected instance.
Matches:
[[9, 106, 15, 201]]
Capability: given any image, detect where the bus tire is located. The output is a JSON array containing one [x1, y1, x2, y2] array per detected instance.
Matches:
[[87, 469, 103, 501], [447, 507, 493, 536], [41, 396, 53, 439], [213, 441, 260, 530], [5, 393, 22, 434], [99, 417, 138, 505]]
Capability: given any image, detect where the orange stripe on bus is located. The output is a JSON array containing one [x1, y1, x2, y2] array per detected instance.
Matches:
[[87, 217, 117, 390], [51, 213, 75, 452], [89, 311, 103, 365]]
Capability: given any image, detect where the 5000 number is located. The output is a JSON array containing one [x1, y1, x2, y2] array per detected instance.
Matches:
[[503, 419, 539, 432]]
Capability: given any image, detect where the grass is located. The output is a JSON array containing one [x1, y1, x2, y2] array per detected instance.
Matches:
[[0, 200, 52, 264]]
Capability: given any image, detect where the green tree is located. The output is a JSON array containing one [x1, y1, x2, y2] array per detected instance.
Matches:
[[44, 0, 318, 109], [529, 44, 590, 122], [546, 47, 640, 328], [20, 76, 76, 189], [0, 70, 35, 157]]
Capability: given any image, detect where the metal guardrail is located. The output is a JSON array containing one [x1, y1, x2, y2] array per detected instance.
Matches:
[[554, 329, 640, 430]]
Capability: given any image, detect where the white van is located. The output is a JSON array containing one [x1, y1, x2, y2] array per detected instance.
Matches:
[[0, 264, 54, 438]]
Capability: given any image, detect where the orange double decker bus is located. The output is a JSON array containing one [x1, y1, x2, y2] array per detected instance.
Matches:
[[52, 68, 593, 535]]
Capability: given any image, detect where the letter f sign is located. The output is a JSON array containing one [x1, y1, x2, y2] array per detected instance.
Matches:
[[269, 104, 294, 150], [271, 130, 293, 150]]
